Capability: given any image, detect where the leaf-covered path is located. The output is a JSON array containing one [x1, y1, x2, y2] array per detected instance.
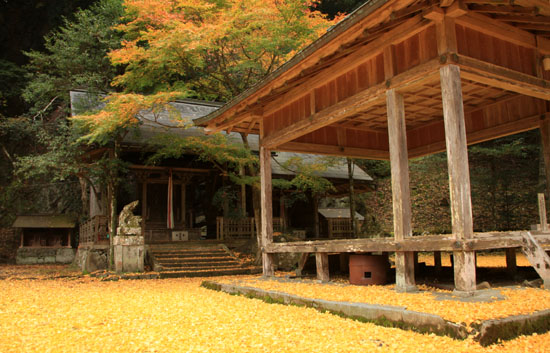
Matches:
[[0, 275, 548, 352]]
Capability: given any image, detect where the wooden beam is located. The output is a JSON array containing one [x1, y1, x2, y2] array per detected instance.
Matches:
[[436, 17, 458, 54], [262, 58, 441, 149], [446, 1, 468, 17], [408, 113, 543, 159], [315, 253, 330, 282], [454, 11, 537, 49], [386, 89, 416, 292], [440, 64, 476, 294], [206, 111, 260, 135], [440, 0, 455, 7], [260, 146, 275, 276], [277, 142, 390, 160], [264, 231, 550, 253], [456, 55, 550, 101]]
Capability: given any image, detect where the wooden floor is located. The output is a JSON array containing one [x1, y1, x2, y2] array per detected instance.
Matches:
[[265, 231, 550, 253]]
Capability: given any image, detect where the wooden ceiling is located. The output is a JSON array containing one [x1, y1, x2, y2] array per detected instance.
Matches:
[[199, 0, 550, 159]]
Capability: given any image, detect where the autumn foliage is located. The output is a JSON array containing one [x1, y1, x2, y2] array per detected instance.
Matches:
[[110, 0, 339, 100]]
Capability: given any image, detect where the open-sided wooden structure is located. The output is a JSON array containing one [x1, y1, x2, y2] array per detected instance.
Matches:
[[197, 0, 550, 293]]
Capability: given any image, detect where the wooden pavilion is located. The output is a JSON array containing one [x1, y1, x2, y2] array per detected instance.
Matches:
[[195, 0, 550, 294]]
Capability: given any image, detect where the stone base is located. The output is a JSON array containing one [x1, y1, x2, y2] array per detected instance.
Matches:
[[113, 235, 144, 273], [16, 247, 76, 265]]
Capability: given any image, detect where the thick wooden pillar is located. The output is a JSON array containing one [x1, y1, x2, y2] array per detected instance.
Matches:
[[440, 64, 476, 294], [313, 195, 320, 237], [240, 166, 246, 216], [315, 252, 329, 282], [260, 146, 275, 276], [539, 193, 548, 231], [386, 89, 416, 292]]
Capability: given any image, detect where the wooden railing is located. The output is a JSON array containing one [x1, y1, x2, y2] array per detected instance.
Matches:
[[217, 217, 282, 240], [79, 216, 108, 245], [326, 219, 363, 238]]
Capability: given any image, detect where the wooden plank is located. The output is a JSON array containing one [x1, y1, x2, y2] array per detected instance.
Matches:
[[456, 55, 550, 101], [315, 252, 330, 282], [260, 146, 275, 276], [386, 89, 416, 292], [520, 232, 550, 289], [440, 64, 476, 293], [539, 193, 548, 232], [129, 165, 211, 174], [262, 58, 441, 148]]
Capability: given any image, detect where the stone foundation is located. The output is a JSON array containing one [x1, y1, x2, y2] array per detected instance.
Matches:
[[16, 247, 76, 264], [74, 245, 109, 272]]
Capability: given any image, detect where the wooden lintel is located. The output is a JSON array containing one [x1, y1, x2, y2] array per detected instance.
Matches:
[[454, 11, 537, 49], [129, 165, 211, 174], [455, 55, 550, 101], [262, 58, 441, 149], [277, 141, 390, 160]]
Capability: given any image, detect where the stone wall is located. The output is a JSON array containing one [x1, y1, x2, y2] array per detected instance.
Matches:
[[0, 228, 18, 263], [74, 245, 109, 272]]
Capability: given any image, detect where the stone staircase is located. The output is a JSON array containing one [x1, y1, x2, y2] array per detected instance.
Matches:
[[148, 243, 261, 278]]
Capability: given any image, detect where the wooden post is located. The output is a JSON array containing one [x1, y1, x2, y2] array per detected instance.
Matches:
[[20, 229, 24, 248], [260, 146, 275, 276], [181, 183, 187, 228], [240, 166, 246, 216], [440, 64, 476, 294], [506, 248, 517, 274], [538, 193, 548, 231], [434, 251, 442, 273], [386, 89, 416, 292], [295, 253, 309, 277], [313, 195, 320, 237], [540, 117, 550, 201], [315, 252, 329, 282], [141, 181, 147, 234]]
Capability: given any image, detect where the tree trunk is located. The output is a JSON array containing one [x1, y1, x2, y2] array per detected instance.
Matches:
[[108, 139, 120, 270], [347, 158, 358, 237]]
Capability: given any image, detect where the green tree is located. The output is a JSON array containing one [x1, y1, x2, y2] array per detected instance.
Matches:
[[23, 0, 124, 116]]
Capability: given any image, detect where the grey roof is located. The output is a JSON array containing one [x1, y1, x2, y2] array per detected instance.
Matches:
[[318, 208, 365, 221], [70, 91, 372, 182], [13, 215, 75, 228]]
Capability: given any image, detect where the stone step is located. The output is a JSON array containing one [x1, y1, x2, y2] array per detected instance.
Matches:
[[150, 250, 228, 257], [158, 267, 262, 278], [160, 264, 245, 271], [153, 255, 236, 262], [159, 260, 241, 268]]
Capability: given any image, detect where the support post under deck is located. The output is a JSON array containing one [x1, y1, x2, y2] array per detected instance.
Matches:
[[260, 146, 275, 276], [386, 89, 417, 292], [440, 64, 476, 294]]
